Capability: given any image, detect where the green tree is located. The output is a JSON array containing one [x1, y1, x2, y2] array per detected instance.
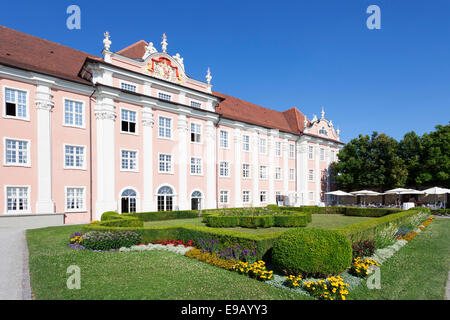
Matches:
[[398, 131, 422, 188], [331, 132, 407, 191]]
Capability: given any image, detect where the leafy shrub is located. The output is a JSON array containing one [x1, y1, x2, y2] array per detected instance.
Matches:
[[81, 231, 141, 250], [344, 207, 400, 217], [101, 211, 122, 221], [124, 210, 200, 221], [272, 228, 352, 277], [266, 204, 281, 212], [351, 240, 376, 258], [204, 211, 308, 228]]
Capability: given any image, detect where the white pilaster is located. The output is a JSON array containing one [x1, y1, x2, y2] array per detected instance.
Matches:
[[283, 138, 289, 198], [177, 114, 188, 210], [142, 103, 155, 211], [35, 84, 55, 213], [315, 143, 321, 205], [206, 121, 216, 209], [94, 94, 116, 219], [298, 140, 308, 206], [234, 128, 242, 207], [268, 130, 277, 204], [251, 130, 260, 206]]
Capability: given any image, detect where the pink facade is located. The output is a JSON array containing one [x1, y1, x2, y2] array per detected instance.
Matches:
[[0, 26, 343, 223]]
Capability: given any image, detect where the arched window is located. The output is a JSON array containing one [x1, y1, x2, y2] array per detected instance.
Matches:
[[121, 188, 137, 213], [191, 190, 202, 210], [157, 186, 173, 211], [157, 186, 173, 195]]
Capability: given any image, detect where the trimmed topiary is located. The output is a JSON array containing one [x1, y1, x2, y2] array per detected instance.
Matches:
[[272, 228, 352, 277], [101, 211, 121, 221]]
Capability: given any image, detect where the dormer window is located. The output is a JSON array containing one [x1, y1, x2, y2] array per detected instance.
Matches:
[[121, 82, 137, 93], [319, 127, 328, 136]]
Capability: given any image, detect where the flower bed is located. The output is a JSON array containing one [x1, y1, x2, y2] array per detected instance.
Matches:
[[119, 243, 193, 255]]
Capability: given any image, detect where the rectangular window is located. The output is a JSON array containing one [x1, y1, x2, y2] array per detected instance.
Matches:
[[121, 150, 137, 171], [308, 169, 314, 181], [121, 109, 137, 133], [242, 190, 250, 204], [190, 157, 202, 175], [260, 191, 267, 203], [242, 163, 251, 178], [158, 92, 172, 101], [64, 99, 83, 127], [6, 186, 29, 213], [190, 101, 202, 108], [309, 192, 314, 201], [308, 146, 314, 160], [275, 141, 281, 157], [158, 116, 172, 138], [219, 190, 229, 204], [259, 138, 266, 154], [64, 145, 85, 169], [159, 154, 172, 173], [121, 82, 137, 92], [5, 88, 27, 119], [331, 150, 335, 162], [289, 144, 295, 158], [219, 161, 230, 177], [66, 187, 85, 212], [259, 165, 267, 180], [5, 139, 29, 166], [242, 135, 250, 151], [320, 148, 325, 161], [275, 167, 282, 180], [289, 168, 295, 181], [220, 130, 229, 148], [190, 123, 201, 143]]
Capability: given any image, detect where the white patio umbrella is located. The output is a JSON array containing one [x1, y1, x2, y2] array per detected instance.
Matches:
[[422, 187, 450, 208], [325, 190, 355, 206], [350, 190, 382, 207]]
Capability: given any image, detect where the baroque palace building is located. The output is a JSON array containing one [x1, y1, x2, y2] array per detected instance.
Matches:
[[0, 26, 343, 224]]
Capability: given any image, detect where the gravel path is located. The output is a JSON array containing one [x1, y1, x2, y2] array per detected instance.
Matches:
[[0, 227, 32, 300]]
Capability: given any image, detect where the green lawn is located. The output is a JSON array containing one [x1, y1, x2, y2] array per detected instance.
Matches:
[[348, 217, 450, 300], [143, 214, 374, 234], [27, 225, 310, 300]]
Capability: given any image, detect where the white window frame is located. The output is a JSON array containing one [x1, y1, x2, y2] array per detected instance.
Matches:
[[308, 169, 314, 181], [259, 165, 268, 180], [242, 135, 250, 152], [219, 130, 229, 149], [309, 191, 314, 201], [275, 141, 281, 157], [219, 190, 230, 204], [320, 148, 325, 161], [190, 122, 202, 144], [63, 97, 85, 129], [242, 163, 251, 179], [289, 168, 295, 181], [289, 144, 295, 158], [2, 86, 30, 121], [331, 150, 336, 163], [219, 161, 230, 177], [4, 185, 31, 214], [259, 138, 267, 154], [3, 137, 31, 167], [190, 100, 202, 109], [120, 81, 137, 93], [260, 190, 267, 203], [63, 144, 86, 170], [120, 108, 138, 135], [308, 145, 314, 160], [120, 149, 139, 172], [65, 186, 87, 213], [190, 157, 203, 176], [242, 190, 251, 204], [158, 92, 172, 101], [158, 115, 173, 139], [275, 167, 282, 180], [158, 153, 174, 174]]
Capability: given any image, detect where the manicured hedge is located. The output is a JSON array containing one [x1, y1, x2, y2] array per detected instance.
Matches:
[[344, 207, 401, 217], [272, 228, 352, 277], [123, 210, 200, 221], [82, 223, 282, 260], [203, 212, 309, 228], [334, 207, 430, 243], [431, 209, 450, 215], [101, 211, 123, 221]]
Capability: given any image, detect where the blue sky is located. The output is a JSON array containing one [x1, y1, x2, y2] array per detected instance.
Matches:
[[1, 0, 449, 142]]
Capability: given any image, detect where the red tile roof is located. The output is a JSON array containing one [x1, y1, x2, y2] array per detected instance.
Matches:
[[0, 26, 97, 84], [116, 40, 148, 60]]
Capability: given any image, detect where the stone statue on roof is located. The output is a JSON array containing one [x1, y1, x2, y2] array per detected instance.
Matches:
[[173, 53, 184, 69]]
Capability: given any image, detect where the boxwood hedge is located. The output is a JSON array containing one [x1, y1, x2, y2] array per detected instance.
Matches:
[[203, 212, 309, 228]]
